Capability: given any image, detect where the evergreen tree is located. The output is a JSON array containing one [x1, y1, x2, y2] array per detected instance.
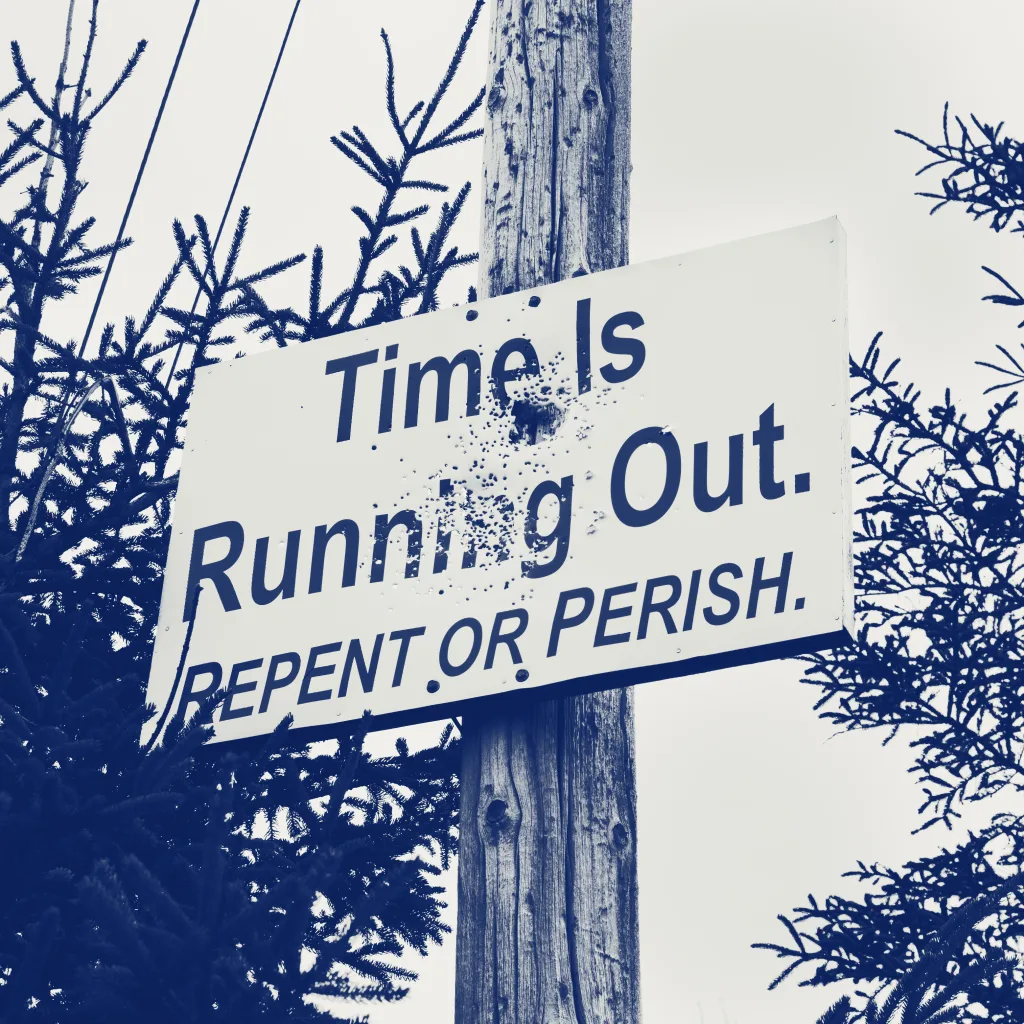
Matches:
[[0, 1, 484, 1020], [754, 107, 1024, 1021]]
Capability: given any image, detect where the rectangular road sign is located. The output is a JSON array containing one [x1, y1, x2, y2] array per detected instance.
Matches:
[[143, 218, 852, 746]]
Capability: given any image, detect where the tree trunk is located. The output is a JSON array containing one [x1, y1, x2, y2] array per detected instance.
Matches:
[[454, 3, 638, 1023]]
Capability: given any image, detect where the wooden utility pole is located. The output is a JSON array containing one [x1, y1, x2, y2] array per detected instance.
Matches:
[[454, 3, 639, 1023]]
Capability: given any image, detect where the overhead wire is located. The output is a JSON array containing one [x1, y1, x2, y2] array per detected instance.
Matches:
[[77, 0, 203, 360], [165, 0, 303, 386], [25, 1, 303, 570], [25, 0, 203, 550]]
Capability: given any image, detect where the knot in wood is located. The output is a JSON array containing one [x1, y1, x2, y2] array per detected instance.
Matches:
[[612, 822, 629, 849], [486, 798, 508, 825]]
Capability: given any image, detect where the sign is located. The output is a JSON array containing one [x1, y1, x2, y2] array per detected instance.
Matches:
[[143, 218, 852, 746]]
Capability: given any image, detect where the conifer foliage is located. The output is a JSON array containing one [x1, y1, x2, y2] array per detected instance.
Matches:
[[755, 107, 1024, 1022], [0, 2, 484, 1020]]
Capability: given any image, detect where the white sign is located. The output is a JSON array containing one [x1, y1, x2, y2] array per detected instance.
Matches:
[[143, 219, 852, 746]]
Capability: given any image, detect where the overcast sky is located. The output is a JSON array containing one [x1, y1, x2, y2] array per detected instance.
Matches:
[[6, 1, 1024, 1021]]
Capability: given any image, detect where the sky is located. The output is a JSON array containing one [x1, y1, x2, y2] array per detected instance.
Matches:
[[5, 0, 1024, 1021]]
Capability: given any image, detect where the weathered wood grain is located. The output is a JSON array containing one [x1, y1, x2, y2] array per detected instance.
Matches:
[[478, 0, 631, 292], [455, 3, 638, 1022]]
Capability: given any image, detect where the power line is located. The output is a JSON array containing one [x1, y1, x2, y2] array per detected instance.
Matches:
[[166, 0, 302, 385], [30, 0, 300, 543], [36, 0, 202, 499], [77, 0, 203, 359]]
